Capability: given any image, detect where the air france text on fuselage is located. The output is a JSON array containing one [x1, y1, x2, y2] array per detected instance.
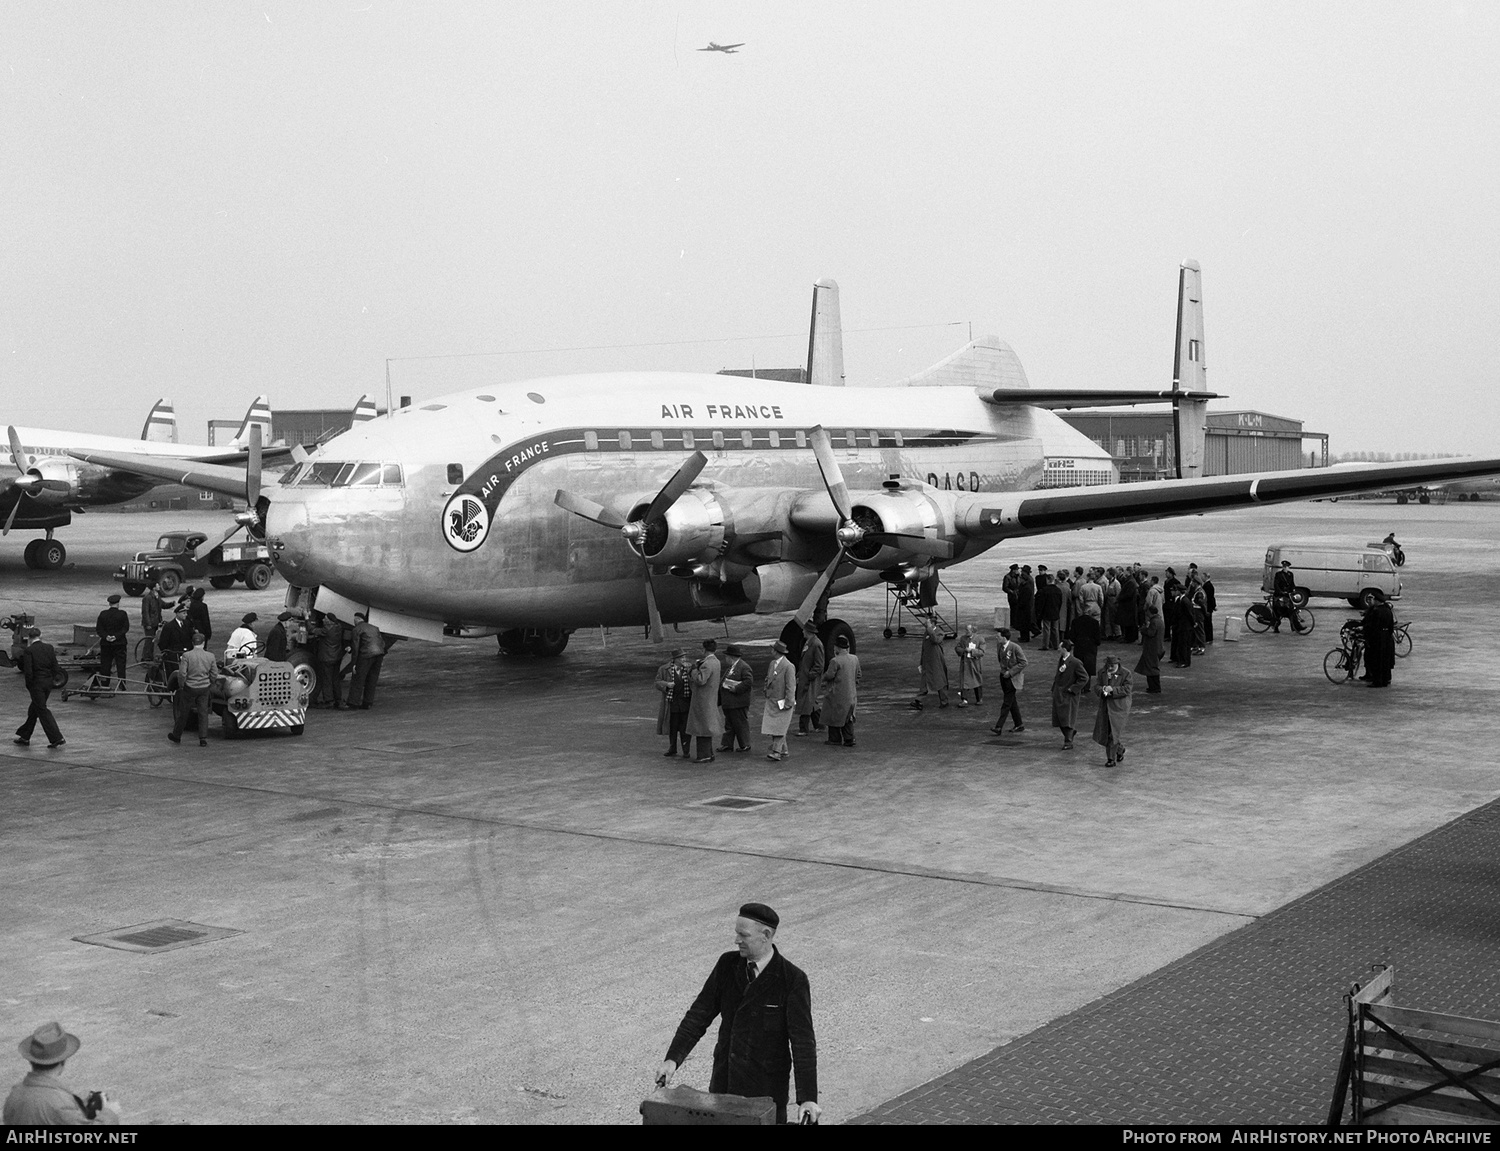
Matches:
[[661, 403, 785, 421]]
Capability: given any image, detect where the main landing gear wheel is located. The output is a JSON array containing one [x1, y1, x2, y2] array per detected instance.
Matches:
[[497, 629, 529, 657], [23, 539, 65, 569], [525, 628, 570, 657], [819, 618, 856, 655], [1244, 607, 1271, 634]]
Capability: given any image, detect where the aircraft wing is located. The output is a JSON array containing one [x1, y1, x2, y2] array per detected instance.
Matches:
[[955, 456, 1500, 539], [982, 388, 1220, 410], [192, 445, 294, 466], [64, 449, 249, 499]]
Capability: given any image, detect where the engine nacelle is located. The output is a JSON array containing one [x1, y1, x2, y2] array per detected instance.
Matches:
[[19, 459, 77, 505], [846, 488, 946, 569], [631, 487, 727, 568], [743, 564, 823, 614]]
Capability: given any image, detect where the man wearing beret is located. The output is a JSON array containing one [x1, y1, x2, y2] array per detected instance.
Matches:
[[658, 902, 820, 1124], [4, 1022, 120, 1125], [95, 592, 131, 693]]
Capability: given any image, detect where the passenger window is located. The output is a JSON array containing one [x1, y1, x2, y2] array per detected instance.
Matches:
[[683, 430, 695, 449], [618, 431, 632, 450], [651, 431, 664, 449], [845, 429, 857, 448], [768, 430, 780, 448], [380, 464, 403, 485], [869, 430, 881, 447], [712, 431, 725, 449], [893, 432, 904, 447], [795, 430, 807, 448], [447, 463, 464, 484], [742, 430, 754, 448]]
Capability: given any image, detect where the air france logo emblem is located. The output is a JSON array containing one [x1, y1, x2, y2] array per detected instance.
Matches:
[[443, 493, 490, 552]]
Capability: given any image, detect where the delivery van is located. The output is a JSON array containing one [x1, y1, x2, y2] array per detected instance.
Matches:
[[1261, 546, 1402, 608]]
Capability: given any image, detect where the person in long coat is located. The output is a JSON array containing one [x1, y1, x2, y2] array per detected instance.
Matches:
[[795, 622, 825, 736], [819, 635, 860, 746], [1071, 611, 1101, 676], [1201, 572, 1217, 645], [1014, 567, 1035, 642], [1050, 639, 1091, 750], [1362, 599, 1397, 687], [655, 649, 693, 757], [1135, 606, 1164, 694], [139, 582, 163, 664], [1117, 569, 1140, 645], [1168, 589, 1194, 667], [686, 639, 724, 763], [911, 619, 950, 710], [955, 623, 986, 706], [760, 642, 797, 761], [1091, 654, 1134, 766]]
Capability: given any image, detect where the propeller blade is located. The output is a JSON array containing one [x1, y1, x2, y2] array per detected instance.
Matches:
[[7, 426, 26, 473], [246, 425, 262, 507], [2, 494, 21, 536], [644, 451, 708, 522], [792, 549, 845, 627], [807, 426, 853, 522], [866, 533, 955, 560], [191, 521, 245, 561], [554, 490, 627, 529], [642, 561, 665, 643]]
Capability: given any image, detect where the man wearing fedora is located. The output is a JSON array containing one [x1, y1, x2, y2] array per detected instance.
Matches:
[[4, 1022, 119, 1125], [657, 902, 820, 1124]]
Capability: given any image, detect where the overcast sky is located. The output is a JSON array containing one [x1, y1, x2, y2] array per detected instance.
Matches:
[[4, 2, 1497, 454]]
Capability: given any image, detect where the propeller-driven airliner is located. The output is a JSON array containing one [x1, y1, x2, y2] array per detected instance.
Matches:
[[698, 42, 744, 53], [66, 264, 1500, 659]]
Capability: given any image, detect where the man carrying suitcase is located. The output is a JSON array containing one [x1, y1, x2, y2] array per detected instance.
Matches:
[[656, 902, 820, 1124]]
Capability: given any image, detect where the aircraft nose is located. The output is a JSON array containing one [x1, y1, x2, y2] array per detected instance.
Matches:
[[265, 497, 312, 580]]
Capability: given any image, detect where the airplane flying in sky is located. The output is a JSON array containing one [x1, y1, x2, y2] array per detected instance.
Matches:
[[2, 397, 274, 569], [68, 264, 1500, 658], [698, 41, 743, 53]]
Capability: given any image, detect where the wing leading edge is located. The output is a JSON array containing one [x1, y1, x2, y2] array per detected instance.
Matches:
[[64, 449, 250, 499], [956, 456, 1500, 540]]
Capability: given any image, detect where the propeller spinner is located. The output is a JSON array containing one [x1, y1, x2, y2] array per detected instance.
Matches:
[[5, 426, 73, 536]]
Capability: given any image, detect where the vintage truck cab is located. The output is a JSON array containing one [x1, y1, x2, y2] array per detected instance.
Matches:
[[117, 531, 275, 597]]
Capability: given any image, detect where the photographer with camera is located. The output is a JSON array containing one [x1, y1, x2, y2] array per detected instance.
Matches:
[[4, 1022, 121, 1125]]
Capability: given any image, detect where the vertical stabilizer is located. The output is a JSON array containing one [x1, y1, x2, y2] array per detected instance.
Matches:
[[141, 398, 177, 443], [1172, 260, 1210, 479], [229, 395, 273, 449], [805, 278, 845, 387], [352, 394, 378, 423]]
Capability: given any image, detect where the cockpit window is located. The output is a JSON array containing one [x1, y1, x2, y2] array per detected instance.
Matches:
[[380, 464, 403, 485], [347, 462, 383, 487], [296, 462, 347, 486]]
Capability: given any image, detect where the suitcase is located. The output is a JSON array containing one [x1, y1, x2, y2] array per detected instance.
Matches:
[[1222, 615, 1242, 642], [640, 1084, 776, 1125]]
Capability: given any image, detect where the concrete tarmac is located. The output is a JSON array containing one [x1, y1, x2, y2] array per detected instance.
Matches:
[[1, 500, 1495, 1124]]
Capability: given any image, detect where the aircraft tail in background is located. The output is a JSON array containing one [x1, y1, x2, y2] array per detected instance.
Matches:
[[352, 394, 378, 423], [228, 395, 273, 449], [140, 398, 177, 443], [1172, 259, 1210, 480], [805, 278, 845, 387]]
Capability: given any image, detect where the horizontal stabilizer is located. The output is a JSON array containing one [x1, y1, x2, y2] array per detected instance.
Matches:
[[957, 456, 1500, 540], [891, 336, 1030, 390], [65, 449, 250, 500], [982, 388, 1221, 410]]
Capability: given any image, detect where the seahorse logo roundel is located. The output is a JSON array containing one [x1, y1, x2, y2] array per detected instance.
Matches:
[[442, 492, 490, 553]]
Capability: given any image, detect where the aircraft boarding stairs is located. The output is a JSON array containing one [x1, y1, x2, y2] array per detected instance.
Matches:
[[883, 574, 959, 640]]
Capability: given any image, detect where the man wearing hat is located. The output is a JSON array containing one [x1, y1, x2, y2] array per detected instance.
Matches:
[[185, 585, 212, 646], [225, 612, 260, 660], [717, 644, 754, 754], [157, 600, 192, 687], [95, 593, 130, 693], [685, 638, 723, 763], [794, 621, 824, 737], [654, 648, 693, 757], [13, 628, 64, 748], [139, 578, 163, 665], [760, 641, 796, 761], [4, 1022, 119, 1125], [264, 611, 295, 662], [1271, 559, 1302, 633], [658, 903, 820, 1125]]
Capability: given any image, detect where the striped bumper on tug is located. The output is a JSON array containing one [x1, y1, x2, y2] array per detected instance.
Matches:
[[235, 708, 306, 729]]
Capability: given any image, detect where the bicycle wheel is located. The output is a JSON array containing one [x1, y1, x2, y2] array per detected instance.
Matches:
[[1395, 627, 1412, 658], [144, 666, 169, 708], [1244, 606, 1271, 634], [1293, 608, 1315, 635], [1324, 648, 1352, 683]]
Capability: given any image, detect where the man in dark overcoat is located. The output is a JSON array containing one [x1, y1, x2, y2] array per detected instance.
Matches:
[[1050, 639, 1090, 750], [139, 581, 163, 664], [95, 593, 130, 692], [1362, 599, 1397, 688], [13, 629, 64, 748], [659, 903, 820, 1125], [717, 644, 754, 753], [795, 622, 824, 736]]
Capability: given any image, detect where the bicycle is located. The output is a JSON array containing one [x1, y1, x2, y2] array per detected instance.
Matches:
[[1324, 621, 1365, 683], [1394, 620, 1411, 659], [1245, 596, 1315, 636]]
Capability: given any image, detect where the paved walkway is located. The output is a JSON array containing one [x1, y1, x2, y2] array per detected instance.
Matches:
[[854, 797, 1500, 1124]]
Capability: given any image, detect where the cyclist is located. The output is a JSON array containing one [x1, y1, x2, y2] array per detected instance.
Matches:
[[1271, 560, 1302, 633]]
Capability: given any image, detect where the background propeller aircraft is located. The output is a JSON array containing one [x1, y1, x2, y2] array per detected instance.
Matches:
[[67, 264, 1500, 657], [698, 41, 744, 53], [3, 396, 275, 569]]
